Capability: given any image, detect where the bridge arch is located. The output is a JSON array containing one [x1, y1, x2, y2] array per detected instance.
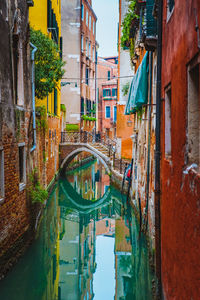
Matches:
[[60, 146, 111, 173], [59, 180, 112, 214]]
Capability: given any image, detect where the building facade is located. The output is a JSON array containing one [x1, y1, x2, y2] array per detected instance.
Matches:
[[116, 0, 135, 159], [29, 0, 62, 188], [61, 0, 97, 133], [0, 0, 33, 276], [160, 0, 200, 298], [97, 57, 118, 139]]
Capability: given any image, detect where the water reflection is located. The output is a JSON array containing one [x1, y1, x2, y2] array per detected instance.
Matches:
[[0, 158, 154, 300], [65, 152, 110, 201]]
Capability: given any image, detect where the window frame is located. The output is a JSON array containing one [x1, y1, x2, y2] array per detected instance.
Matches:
[[105, 106, 111, 119], [164, 85, 172, 158], [187, 62, 200, 167], [89, 15, 91, 30], [81, 35, 84, 53], [167, 0, 175, 22], [103, 88, 111, 98], [86, 10, 88, 26], [81, 4, 84, 21], [113, 105, 117, 123], [93, 21, 95, 35], [18, 143, 26, 191], [112, 88, 117, 97]]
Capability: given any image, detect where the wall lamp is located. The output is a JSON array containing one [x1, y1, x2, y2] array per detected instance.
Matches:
[[61, 82, 78, 87]]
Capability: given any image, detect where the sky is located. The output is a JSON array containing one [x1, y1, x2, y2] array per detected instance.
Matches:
[[93, 0, 119, 58]]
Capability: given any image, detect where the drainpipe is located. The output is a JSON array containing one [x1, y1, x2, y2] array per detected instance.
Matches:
[[145, 51, 153, 229], [30, 42, 37, 152], [155, 0, 163, 298]]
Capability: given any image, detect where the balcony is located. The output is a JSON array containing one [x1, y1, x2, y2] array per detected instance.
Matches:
[[145, 0, 157, 49], [142, 0, 157, 50]]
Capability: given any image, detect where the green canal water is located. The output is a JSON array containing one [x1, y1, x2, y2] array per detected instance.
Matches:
[[0, 154, 154, 300]]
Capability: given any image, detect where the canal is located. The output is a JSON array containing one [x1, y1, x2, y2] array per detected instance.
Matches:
[[0, 153, 154, 300]]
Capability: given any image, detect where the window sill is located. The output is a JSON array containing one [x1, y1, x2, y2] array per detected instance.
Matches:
[[19, 183, 26, 192]]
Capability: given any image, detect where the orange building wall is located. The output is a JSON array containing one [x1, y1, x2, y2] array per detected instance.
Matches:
[[116, 105, 134, 159]]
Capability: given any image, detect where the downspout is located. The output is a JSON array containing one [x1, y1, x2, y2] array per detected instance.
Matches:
[[30, 42, 37, 152], [155, 0, 163, 298], [145, 51, 153, 230]]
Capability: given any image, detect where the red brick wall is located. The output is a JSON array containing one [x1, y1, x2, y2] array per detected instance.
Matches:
[[36, 115, 61, 188], [161, 1, 200, 298]]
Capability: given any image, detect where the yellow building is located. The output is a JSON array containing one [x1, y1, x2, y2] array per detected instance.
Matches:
[[29, 0, 61, 117], [29, 0, 62, 188]]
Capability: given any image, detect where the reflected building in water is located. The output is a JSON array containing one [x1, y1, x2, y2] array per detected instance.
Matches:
[[66, 154, 110, 201], [0, 158, 154, 300]]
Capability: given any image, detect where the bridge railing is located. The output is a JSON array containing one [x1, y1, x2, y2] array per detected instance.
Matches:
[[61, 131, 95, 143], [61, 131, 116, 149], [61, 131, 128, 174]]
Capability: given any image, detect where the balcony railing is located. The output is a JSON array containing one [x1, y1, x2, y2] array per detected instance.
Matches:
[[140, 0, 157, 50]]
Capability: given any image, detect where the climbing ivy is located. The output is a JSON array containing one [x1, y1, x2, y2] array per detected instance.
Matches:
[[30, 28, 65, 99], [28, 168, 48, 204], [36, 105, 48, 132], [122, 82, 130, 96], [121, 0, 139, 49]]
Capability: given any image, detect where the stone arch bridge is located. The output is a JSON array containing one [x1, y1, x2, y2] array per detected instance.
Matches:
[[59, 131, 128, 175]]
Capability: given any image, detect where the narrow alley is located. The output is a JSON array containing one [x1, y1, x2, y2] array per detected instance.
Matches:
[[0, 0, 200, 299]]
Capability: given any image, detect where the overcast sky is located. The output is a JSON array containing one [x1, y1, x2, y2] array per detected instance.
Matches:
[[93, 0, 119, 57]]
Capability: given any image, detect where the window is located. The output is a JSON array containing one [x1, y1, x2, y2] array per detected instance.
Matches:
[[105, 106, 111, 118], [81, 35, 84, 53], [85, 39, 88, 56], [89, 42, 91, 58], [18, 143, 26, 189], [168, 0, 174, 13], [86, 99, 91, 114], [113, 106, 117, 123], [103, 89, 111, 98], [0, 149, 4, 201], [85, 68, 89, 85], [165, 86, 172, 157], [89, 15, 91, 30], [93, 21, 95, 35], [93, 47, 95, 62], [112, 88, 117, 97], [86, 10, 88, 26], [81, 4, 84, 21], [188, 64, 200, 166], [167, 0, 175, 20], [108, 71, 111, 81], [17, 40, 24, 106], [12, 31, 19, 104], [81, 97, 84, 115]]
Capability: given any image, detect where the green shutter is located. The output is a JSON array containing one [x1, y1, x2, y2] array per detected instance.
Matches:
[[103, 89, 106, 97], [54, 88, 57, 115]]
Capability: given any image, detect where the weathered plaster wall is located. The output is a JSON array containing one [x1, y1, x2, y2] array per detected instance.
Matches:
[[0, 0, 33, 278], [116, 0, 135, 159], [161, 1, 200, 298]]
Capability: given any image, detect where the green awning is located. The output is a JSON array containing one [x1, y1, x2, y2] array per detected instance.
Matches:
[[125, 52, 149, 115]]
